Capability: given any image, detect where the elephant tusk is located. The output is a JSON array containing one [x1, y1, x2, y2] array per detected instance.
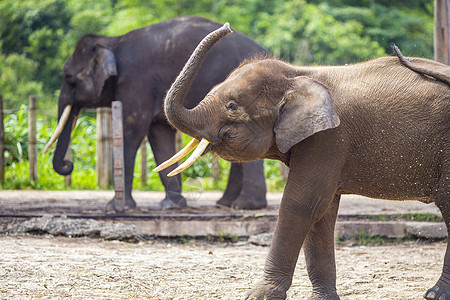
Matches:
[[72, 114, 79, 131], [167, 138, 210, 177], [48, 114, 78, 155], [42, 105, 72, 154], [153, 138, 200, 172]]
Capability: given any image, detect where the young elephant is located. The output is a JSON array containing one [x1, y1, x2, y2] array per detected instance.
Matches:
[[155, 24, 450, 299]]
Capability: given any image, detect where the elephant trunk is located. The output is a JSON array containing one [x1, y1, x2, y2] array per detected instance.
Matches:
[[52, 105, 76, 176], [163, 22, 233, 138], [154, 23, 233, 177]]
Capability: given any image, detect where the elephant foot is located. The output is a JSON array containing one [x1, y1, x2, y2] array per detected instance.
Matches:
[[105, 197, 136, 213], [308, 291, 340, 300], [216, 195, 235, 207], [217, 193, 267, 210], [232, 193, 267, 210], [425, 283, 450, 300], [242, 280, 287, 300], [157, 195, 187, 210]]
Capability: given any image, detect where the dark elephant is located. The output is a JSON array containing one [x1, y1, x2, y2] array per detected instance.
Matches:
[[157, 24, 450, 299], [44, 16, 268, 211]]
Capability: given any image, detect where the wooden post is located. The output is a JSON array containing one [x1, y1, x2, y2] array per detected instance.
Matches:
[[212, 154, 219, 183], [96, 107, 113, 188], [28, 96, 37, 183], [0, 95, 4, 184], [140, 137, 147, 186], [112, 101, 125, 212], [435, 0, 450, 64]]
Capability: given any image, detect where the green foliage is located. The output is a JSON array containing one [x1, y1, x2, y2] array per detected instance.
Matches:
[[264, 160, 287, 192], [401, 213, 443, 223], [361, 213, 443, 222], [324, 2, 434, 58], [351, 229, 385, 246], [4, 105, 29, 164], [0, 50, 44, 109], [250, 1, 386, 65], [3, 108, 98, 190], [104, 7, 155, 36], [0, 0, 73, 92], [68, 0, 113, 40], [0, 0, 71, 55], [70, 115, 97, 171]]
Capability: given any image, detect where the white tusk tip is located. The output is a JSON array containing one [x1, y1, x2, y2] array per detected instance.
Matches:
[[167, 170, 180, 177], [42, 144, 51, 154]]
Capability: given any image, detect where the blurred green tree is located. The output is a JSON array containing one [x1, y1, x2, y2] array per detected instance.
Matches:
[[0, 0, 73, 92], [309, 0, 434, 58], [0, 47, 43, 109]]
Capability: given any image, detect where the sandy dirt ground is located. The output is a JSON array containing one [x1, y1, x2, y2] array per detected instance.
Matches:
[[0, 234, 446, 299]]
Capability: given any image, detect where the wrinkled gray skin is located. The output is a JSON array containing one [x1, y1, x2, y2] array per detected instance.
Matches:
[[53, 16, 268, 211], [163, 26, 450, 299]]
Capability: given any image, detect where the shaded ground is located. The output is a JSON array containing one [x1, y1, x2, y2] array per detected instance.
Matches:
[[0, 234, 445, 299]]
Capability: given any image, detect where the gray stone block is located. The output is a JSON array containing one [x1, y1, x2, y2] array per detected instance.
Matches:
[[405, 222, 447, 239], [10, 215, 136, 240]]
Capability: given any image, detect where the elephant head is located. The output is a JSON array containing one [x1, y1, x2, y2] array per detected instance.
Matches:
[[154, 23, 339, 175], [44, 35, 117, 175]]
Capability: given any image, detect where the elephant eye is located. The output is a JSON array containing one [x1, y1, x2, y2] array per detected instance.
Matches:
[[226, 101, 238, 111]]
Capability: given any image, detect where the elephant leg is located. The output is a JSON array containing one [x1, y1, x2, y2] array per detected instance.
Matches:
[[148, 122, 186, 210], [216, 162, 242, 207], [304, 194, 341, 299], [425, 165, 450, 300], [230, 160, 267, 210], [244, 175, 339, 299], [243, 131, 345, 299], [244, 194, 327, 298], [217, 160, 267, 209]]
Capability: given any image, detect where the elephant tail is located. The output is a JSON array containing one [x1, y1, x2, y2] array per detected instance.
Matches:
[[391, 43, 450, 87]]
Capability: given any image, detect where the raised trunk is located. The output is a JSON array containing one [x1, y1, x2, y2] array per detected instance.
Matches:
[[164, 23, 233, 138], [52, 106, 76, 175]]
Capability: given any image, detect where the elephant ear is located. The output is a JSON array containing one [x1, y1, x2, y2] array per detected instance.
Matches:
[[93, 46, 117, 97], [274, 76, 340, 153]]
